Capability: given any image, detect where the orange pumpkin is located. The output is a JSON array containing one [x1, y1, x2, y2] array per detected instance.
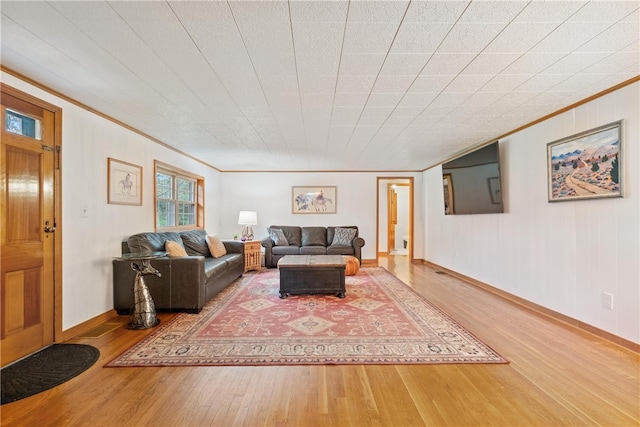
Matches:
[[343, 255, 360, 276]]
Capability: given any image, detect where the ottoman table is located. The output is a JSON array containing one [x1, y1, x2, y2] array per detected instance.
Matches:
[[277, 255, 346, 299]]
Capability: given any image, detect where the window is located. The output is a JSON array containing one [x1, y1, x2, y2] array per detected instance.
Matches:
[[155, 161, 204, 230], [4, 108, 42, 140]]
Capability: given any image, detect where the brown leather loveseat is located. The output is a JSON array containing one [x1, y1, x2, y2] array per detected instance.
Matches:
[[113, 229, 244, 314]]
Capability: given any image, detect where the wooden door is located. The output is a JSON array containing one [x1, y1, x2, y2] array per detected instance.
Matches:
[[1, 91, 56, 366], [387, 185, 397, 253]]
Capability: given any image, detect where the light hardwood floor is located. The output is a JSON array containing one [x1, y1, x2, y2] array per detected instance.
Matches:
[[2, 256, 638, 426]]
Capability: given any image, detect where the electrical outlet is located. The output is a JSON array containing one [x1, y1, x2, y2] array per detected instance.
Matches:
[[602, 292, 614, 310]]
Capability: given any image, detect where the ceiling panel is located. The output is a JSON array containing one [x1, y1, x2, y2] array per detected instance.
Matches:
[[530, 21, 616, 54], [342, 22, 402, 54], [458, 0, 528, 23], [402, 1, 468, 23], [437, 23, 507, 54], [380, 53, 431, 75], [420, 53, 478, 75], [390, 22, 454, 54], [514, 1, 587, 23], [463, 53, 522, 75], [502, 53, 568, 74]]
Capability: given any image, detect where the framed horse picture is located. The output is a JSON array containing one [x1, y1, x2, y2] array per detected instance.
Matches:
[[108, 157, 143, 205], [292, 186, 336, 214]]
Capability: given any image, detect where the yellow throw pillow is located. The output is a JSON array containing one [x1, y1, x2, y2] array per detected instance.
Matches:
[[207, 234, 227, 258], [165, 240, 187, 257]]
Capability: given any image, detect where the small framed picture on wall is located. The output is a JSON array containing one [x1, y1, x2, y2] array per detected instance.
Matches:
[[108, 157, 143, 205]]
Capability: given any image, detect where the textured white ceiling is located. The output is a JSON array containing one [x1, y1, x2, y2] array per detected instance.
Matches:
[[1, 0, 638, 171]]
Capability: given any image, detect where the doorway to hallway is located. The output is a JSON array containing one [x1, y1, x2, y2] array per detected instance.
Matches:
[[376, 177, 413, 266]]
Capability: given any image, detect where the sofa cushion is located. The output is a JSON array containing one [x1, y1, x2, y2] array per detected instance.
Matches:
[[268, 228, 289, 246], [331, 227, 357, 246], [223, 253, 244, 271], [203, 257, 229, 279], [272, 246, 302, 256], [300, 246, 327, 255], [327, 246, 355, 256], [128, 231, 182, 253], [301, 227, 327, 246], [206, 234, 227, 258], [166, 240, 188, 257], [180, 229, 210, 256]]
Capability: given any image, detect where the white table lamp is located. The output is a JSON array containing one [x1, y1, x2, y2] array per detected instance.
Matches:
[[238, 211, 257, 241]]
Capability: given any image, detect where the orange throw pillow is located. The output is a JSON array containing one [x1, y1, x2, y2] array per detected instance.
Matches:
[[206, 234, 227, 258], [165, 240, 187, 257]]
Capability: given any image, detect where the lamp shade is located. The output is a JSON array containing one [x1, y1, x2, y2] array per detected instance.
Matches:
[[238, 211, 257, 225]]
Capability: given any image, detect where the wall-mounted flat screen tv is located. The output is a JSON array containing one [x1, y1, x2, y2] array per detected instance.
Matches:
[[442, 141, 504, 215]]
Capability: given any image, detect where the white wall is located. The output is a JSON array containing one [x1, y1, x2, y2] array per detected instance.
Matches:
[[424, 82, 640, 344], [2, 72, 222, 330], [219, 172, 423, 262]]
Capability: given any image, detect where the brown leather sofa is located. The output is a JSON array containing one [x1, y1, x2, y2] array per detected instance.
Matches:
[[261, 226, 364, 268], [113, 229, 244, 314]]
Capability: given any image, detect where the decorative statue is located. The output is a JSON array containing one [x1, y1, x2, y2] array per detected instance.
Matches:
[[129, 260, 161, 329]]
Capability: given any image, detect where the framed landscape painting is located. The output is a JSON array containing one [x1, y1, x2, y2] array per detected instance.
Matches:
[[108, 157, 142, 205], [292, 186, 336, 214], [547, 120, 623, 202]]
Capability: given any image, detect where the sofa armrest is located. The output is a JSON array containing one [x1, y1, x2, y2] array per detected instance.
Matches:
[[352, 236, 365, 263], [168, 256, 206, 310], [261, 237, 274, 267], [113, 256, 207, 312], [261, 237, 273, 249], [113, 257, 173, 311]]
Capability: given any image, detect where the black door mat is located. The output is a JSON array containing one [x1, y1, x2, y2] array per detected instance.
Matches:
[[1, 343, 100, 405]]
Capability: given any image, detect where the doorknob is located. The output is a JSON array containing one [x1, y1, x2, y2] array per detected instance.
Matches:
[[44, 220, 56, 233]]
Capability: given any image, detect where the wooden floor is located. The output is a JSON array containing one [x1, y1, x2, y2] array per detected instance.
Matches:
[[2, 256, 639, 426]]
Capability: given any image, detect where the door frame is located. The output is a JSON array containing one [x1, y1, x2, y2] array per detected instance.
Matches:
[[2, 83, 63, 343], [376, 177, 414, 265]]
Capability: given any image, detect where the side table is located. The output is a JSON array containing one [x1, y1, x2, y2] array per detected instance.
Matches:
[[114, 252, 165, 329], [242, 240, 262, 272]]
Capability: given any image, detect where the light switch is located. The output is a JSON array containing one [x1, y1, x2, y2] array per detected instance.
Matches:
[[81, 204, 89, 218]]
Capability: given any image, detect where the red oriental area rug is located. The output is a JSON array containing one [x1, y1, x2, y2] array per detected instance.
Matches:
[[107, 268, 507, 366]]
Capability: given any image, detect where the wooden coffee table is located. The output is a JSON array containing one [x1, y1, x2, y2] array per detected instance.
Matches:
[[278, 255, 346, 299]]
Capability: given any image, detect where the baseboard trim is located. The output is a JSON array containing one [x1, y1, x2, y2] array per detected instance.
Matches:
[[62, 309, 120, 341], [423, 260, 639, 353], [362, 259, 378, 267]]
